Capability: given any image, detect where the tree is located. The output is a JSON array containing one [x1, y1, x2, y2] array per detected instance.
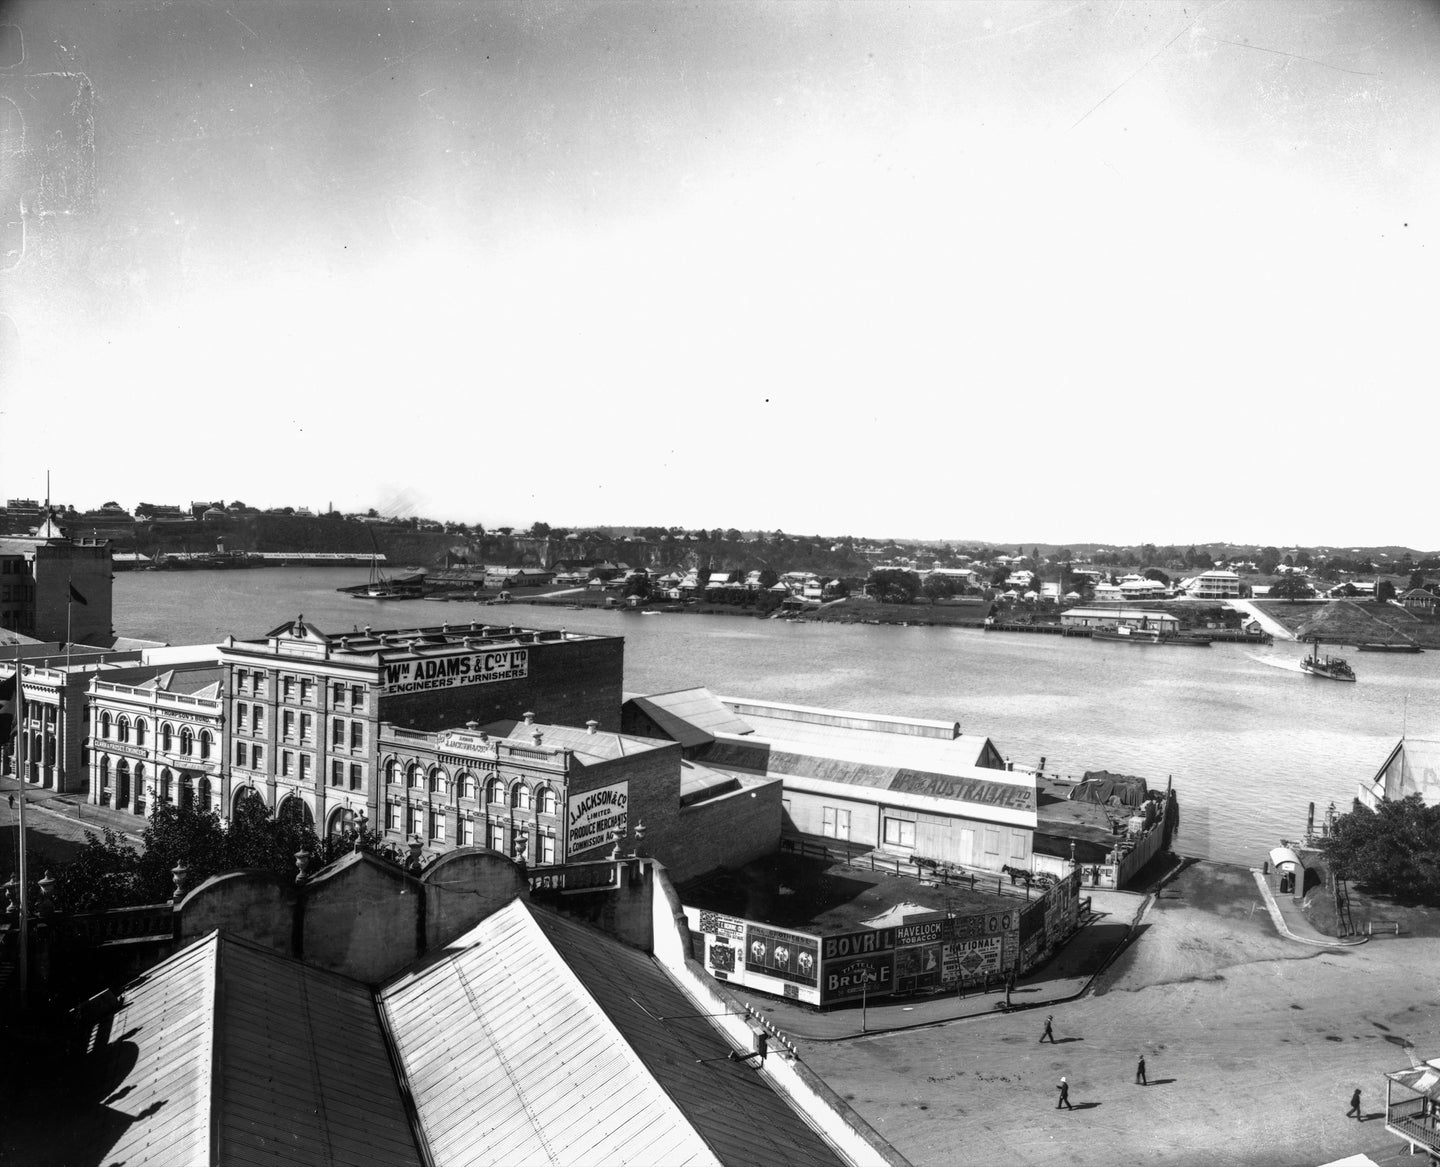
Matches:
[[623, 574, 651, 599], [867, 568, 920, 604], [1268, 575, 1314, 602], [1321, 795, 1440, 902], [922, 573, 955, 602], [1258, 547, 1282, 575], [530, 521, 552, 538], [990, 566, 1011, 587], [1376, 579, 1397, 602], [724, 528, 743, 543], [1143, 568, 1170, 586]]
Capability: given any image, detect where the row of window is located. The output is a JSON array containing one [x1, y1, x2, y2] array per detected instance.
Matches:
[[234, 668, 268, 696], [383, 759, 560, 812], [96, 712, 214, 758], [329, 760, 366, 790], [383, 802, 557, 859], [94, 756, 216, 814]]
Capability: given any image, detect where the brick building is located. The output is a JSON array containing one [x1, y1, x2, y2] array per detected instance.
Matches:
[[377, 714, 781, 883], [1, 518, 113, 646], [215, 618, 625, 837]]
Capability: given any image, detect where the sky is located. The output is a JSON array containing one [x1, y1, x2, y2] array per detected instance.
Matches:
[[0, 1, 1436, 548]]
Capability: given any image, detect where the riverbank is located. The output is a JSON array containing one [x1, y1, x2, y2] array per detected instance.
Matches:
[[800, 858, 1439, 1166], [1256, 598, 1440, 649]]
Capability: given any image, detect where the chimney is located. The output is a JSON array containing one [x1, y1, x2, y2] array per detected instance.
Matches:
[[532, 728, 544, 746], [523, 711, 535, 724], [586, 720, 599, 735]]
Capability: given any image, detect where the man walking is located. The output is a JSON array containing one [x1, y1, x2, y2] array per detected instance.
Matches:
[[1040, 1015, 1055, 1043], [1136, 1055, 1147, 1086], [1056, 1077, 1072, 1110], [1347, 1088, 1362, 1119]]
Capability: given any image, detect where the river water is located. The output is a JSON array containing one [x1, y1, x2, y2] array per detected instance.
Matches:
[[114, 568, 1440, 867]]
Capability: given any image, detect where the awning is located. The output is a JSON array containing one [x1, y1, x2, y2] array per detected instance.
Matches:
[[1386, 1060, 1440, 1100], [1268, 847, 1301, 871]]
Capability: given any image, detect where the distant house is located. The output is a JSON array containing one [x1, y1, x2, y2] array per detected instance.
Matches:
[[1060, 607, 1180, 634], [1402, 588, 1437, 614], [1185, 570, 1241, 599]]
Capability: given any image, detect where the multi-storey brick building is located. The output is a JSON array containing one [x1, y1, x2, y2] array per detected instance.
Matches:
[[1, 520, 113, 646], [214, 618, 625, 836]]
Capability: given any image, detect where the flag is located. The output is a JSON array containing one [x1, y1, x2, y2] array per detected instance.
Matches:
[[0, 671, 18, 741], [69, 582, 87, 606]]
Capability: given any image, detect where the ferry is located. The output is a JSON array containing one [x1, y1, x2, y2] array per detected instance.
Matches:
[[1301, 643, 1356, 681]]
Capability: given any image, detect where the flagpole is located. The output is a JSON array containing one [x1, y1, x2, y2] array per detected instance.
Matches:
[[12, 648, 28, 1009]]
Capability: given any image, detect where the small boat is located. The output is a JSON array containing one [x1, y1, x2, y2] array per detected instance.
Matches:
[[1301, 643, 1356, 681], [1356, 643, 1423, 653]]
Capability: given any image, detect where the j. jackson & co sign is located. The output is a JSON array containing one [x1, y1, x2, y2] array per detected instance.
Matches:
[[380, 649, 529, 696], [567, 781, 628, 855]]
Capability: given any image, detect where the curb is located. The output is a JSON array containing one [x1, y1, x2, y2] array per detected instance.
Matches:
[[1249, 870, 1367, 949]]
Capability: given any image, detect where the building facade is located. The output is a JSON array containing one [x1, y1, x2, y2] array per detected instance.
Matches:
[[1185, 569, 1242, 599], [0, 525, 113, 646], [215, 618, 625, 836], [87, 670, 225, 816]]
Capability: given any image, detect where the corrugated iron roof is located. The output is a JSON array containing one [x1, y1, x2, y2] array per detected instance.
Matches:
[[626, 689, 756, 747], [480, 718, 673, 763], [381, 900, 722, 1167]]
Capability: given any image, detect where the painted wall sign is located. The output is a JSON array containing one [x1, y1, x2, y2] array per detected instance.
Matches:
[[528, 862, 618, 894], [380, 648, 529, 696], [824, 954, 894, 1000], [567, 781, 628, 854], [696, 910, 746, 940], [822, 928, 896, 961]]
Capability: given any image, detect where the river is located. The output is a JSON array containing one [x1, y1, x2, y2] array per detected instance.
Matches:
[[113, 568, 1440, 867]]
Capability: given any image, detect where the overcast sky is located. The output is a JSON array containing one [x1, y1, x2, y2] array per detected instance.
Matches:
[[0, 1, 1435, 547]]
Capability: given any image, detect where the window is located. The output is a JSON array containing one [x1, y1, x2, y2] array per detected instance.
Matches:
[[237, 668, 249, 693], [198, 777, 212, 812], [430, 809, 444, 842], [283, 710, 296, 740], [252, 745, 264, 769], [299, 754, 311, 781], [300, 678, 313, 703], [459, 773, 476, 800], [180, 727, 194, 756], [1010, 830, 1030, 862], [350, 685, 364, 708], [983, 827, 1000, 856], [429, 769, 446, 796], [350, 721, 363, 749], [235, 702, 248, 731], [253, 706, 264, 733], [458, 817, 473, 846], [511, 783, 532, 810], [537, 786, 558, 815], [539, 831, 556, 864], [821, 806, 851, 840], [133, 764, 146, 814], [333, 681, 345, 705], [134, 719, 147, 747], [488, 821, 505, 851], [100, 710, 112, 738], [300, 712, 312, 743], [407, 764, 421, 789], [161, 723, 174, 752], [252, 671, 266, 695], [349, 764, 362, 791], [387, 802, 400, 831], [160, 770, 173, 803], [281, 750, 293, 777], [385, 758, 399, 785], [282, 676, 294, 701], [200, 730, 212, 760], [406, 805, 419, 836], [332, 719, 345, 747], [332, 760, 344, 786], [883, 817, 916, 848], [486, 777, 505, 804], [117, 716, 130, 744]]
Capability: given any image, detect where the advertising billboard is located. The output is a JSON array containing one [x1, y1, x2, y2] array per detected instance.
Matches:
[[685, 908, 822, 1006]]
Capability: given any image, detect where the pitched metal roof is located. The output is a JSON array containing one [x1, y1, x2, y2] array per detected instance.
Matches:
[[380, 899, 722, 1167], [625, 689, 756, 747], [479, 718, 673, 763]]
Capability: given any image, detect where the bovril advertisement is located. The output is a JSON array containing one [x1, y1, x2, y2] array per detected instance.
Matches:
[[685, 908, 822, 1006], [567, 782, 628, 856]]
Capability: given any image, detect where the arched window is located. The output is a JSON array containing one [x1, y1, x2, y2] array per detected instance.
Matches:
[[117, 716, 130, 744], [134, 718, 147, 746], [486, 777, 505, 804], [384, 758, 399, 785], [429, 768, 448, 796], [99, 756, 111, 805], [458, 772, 476, 800], [161, 722, 174, 752], [278, 795, 314, 828], [406, 763, 422, 789], [160, 768, 173, 804], [234, 785, 262, 816], [510, 782, 532, 810], [133, 763, 147, 814], [536, 785, 558, 816], [327, 806, 353, 838], [198, 776, 212, 812], [179, 773, 194, 809], [180, 727, 194, 756], [116, 759, 131, 808], [100, 710, 112, 739], [199, 730, 212, 760]]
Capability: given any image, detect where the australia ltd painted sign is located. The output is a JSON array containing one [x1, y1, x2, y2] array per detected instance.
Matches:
[[567, 781, 628, 855], [380, 649, 529, 696]]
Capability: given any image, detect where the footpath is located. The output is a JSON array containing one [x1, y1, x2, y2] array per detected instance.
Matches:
[[1229, 598, 1297, 641], [0, 778, 146, 871]]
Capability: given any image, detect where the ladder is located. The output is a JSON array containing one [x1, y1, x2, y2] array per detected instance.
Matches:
[[1334, 877, 1355, 937]]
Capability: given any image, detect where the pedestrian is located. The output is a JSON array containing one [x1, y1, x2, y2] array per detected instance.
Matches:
[[1135, 1055, 1147, 1085], [1056, 1076, 1072, 1110], [1040, 1015, 1055, 1043], [1347, 1088, 1361, 1119]]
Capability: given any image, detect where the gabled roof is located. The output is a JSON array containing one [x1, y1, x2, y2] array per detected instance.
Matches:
[[479, 718, 672, 763], [624, 689, 756, 747]]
